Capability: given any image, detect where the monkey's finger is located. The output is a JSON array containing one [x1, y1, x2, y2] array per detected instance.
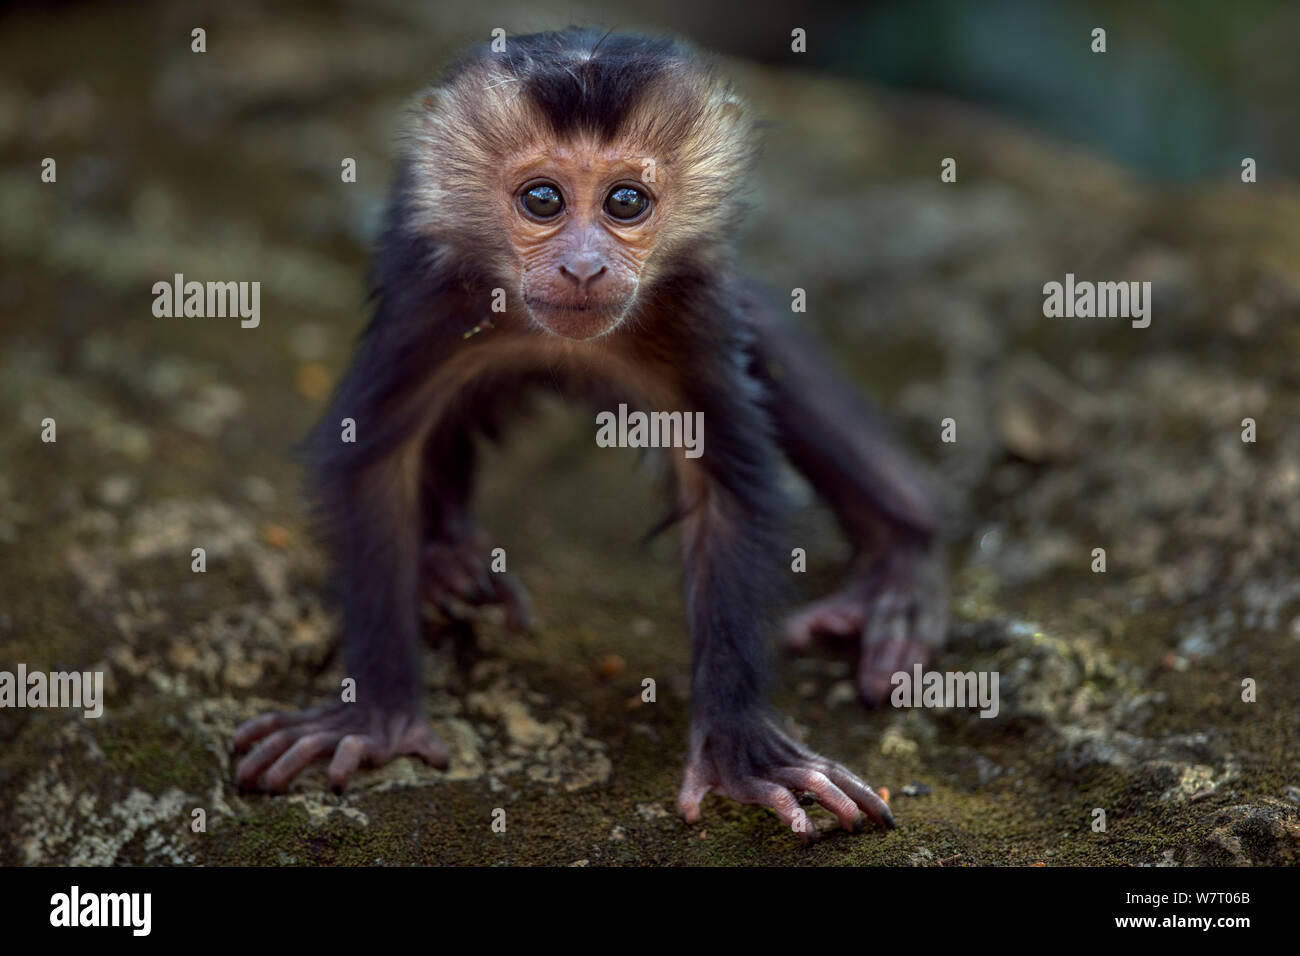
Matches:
[[783, 620, 814, 650], [235, 728, 301, 789], [490, 572, 533, 632], [782, 607, 831, 649], [444, 549, 489, 604], [874, 634, 918, 672], [470, 568, 496, 605], [423, 546, 478, 602], [399, 722, 450, 769], [856, 657, 894, 706], [865, 591, 905, 644], [784, 602, 861, 649], [739, 780, 817, 842], [771, 768, 862, 833], [858, 636, 927, 705], [445, 564, 479, 601], [915, 601, 947, 650], [233, 713, 282, 751], [429, 593, 467, 622], [327, 735, 372, 792], [821, 763, 895, 830], [265, 732, 341, 793], [459, 553, 501, 605], [676, 765, 713, 824], [816, 606, 862, 636], [233, 708, 314, 751]]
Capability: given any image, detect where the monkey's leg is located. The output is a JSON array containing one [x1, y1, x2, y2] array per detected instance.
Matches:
[[748, 315, 948, 705], [418, 427, 532, 630], [671, 407, 893, 841]]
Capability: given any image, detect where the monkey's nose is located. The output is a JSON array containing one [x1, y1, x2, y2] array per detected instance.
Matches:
[[559, 257, 608, 291]]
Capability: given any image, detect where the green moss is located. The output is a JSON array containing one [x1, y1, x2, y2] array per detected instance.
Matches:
[[96, 704, 213, 795]]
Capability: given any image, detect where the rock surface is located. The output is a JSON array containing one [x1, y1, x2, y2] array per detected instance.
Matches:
[[1, 2, 1297, 866]]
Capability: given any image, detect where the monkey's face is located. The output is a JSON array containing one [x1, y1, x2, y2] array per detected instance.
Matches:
[[503, 144, 661, 340]]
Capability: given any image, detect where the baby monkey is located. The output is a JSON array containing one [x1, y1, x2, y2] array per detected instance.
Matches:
[[234, 29, 947, 840]]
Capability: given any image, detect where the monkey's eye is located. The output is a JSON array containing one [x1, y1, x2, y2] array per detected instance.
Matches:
[[605, 186, 649, 221], [521, 183, 564, 218]]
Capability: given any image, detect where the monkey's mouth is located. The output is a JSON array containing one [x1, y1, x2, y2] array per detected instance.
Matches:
[[524, 296, 604, 313], [524, 296, 627, 339]]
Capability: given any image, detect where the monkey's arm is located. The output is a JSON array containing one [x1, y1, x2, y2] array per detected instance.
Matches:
[[669, 341, 893, 839], [233, 254, 470, 791], [746, 309, 948, 705]]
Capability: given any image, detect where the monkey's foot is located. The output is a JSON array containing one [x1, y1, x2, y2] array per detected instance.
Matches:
[[784, 544, 947, 706], [233, 702, 448, 793], [422, 537, 532, 631], [677, 715, 894, 842]]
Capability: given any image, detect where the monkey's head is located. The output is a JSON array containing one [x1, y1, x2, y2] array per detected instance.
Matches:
[[406, 29, 760, 340]]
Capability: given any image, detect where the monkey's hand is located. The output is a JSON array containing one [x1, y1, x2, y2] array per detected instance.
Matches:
[[233, 702, 449, 793], [783, 540, 947, 706], [677, 713, 894, 842], [422, 532, 532, 631]]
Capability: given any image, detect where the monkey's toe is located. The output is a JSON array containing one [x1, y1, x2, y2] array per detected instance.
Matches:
[[678, 764, 818, 840], [679, 718, 893, 841], [783, 596, 865, 649], [857, 638, 930, 706], [422, 540, 533, 631], [786, 546, 947, 706]]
